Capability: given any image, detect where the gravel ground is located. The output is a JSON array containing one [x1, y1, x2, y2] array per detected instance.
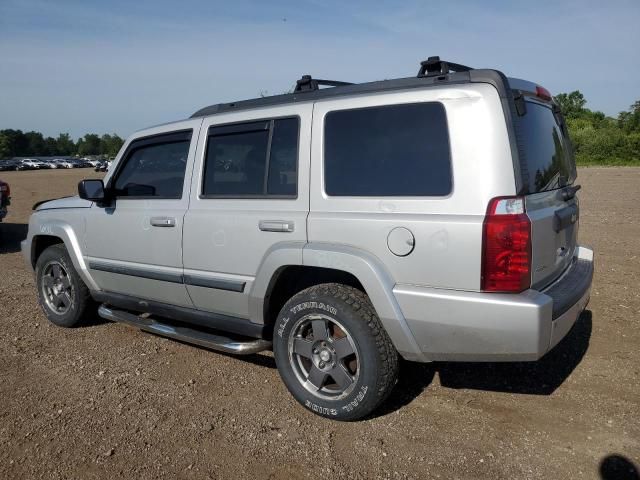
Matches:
[[0, 167, 638, 480]]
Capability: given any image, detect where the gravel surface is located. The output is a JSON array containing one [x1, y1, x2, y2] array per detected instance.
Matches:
[[0, 167, 638, 479]]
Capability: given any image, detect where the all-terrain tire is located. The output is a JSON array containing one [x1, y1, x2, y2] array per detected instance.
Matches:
[[273, 283, 399, 421], [35, 244, 94, 327]]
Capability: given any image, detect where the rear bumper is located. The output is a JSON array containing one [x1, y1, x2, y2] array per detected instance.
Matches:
[[394, 246, 593, 362]]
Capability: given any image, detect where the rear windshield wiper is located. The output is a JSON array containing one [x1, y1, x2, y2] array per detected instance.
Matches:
[[561, 184, 581, 201]]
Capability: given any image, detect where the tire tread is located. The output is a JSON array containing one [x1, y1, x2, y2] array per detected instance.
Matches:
[[287, 282, 399, 416]]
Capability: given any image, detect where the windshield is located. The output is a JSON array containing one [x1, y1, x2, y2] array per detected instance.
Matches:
[[519, 100, 577, 193]]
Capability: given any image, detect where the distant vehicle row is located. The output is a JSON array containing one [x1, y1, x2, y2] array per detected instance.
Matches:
[[0, 158, 112, 171]]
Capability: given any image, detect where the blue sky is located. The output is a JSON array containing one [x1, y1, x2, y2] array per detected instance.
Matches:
[[1, 0, 638, 139]]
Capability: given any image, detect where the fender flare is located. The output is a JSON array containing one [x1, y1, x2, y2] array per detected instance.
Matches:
[[248, 241, 305, 325], [250, 241, 425, 361], [302, 243, 424, 361], [27, 220, 100, 291]]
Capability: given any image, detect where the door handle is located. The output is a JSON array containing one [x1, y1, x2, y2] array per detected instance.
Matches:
[[150, 216, 176, 227], [259, 220, 294, 233]]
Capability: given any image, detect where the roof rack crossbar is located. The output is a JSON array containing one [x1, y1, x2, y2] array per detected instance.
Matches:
[[294, 75, 354, 92], [417, 56, 473, 78]]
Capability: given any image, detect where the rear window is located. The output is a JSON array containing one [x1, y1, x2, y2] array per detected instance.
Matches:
[[324, 103, 452, 196], [519, 101, 577, 193]]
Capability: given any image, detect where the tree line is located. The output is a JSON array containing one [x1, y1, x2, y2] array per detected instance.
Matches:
[[0, 130, 124, 159], [555, 92, 640, 165], [2, 92, 639, 164]]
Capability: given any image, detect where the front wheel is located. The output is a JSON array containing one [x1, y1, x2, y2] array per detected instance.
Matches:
[[35, 244, 94, 327], [273, 283, 399, 421]]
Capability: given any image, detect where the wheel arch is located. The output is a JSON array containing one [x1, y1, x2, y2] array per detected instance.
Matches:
[[250, 242, 425, 361], [27, 221, 99, 291]]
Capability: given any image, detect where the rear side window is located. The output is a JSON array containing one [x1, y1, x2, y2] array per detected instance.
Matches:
[[519, 101, 577, 193], [202, 117, 299, 197], [324, 103, 452, 196], [113, 131, 191, 199]]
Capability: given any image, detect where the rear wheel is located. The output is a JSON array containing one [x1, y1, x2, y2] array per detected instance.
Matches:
[[35, 244, 94, 327], [273, 283, 399, 421]]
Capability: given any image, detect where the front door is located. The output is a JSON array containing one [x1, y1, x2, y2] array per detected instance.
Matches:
[[84, 120, 201, 307]]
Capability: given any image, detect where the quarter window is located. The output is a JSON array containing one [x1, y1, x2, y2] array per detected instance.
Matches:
[[113, 131, 191, 199], [324, 103, 452, 196], [202, 117, 299, 197]]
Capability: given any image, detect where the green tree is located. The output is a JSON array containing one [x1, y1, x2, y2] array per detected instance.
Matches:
[[554, 91, 587, 119], [24, 131, 47, 156], [99, 133, 124, 157], [76, 133, 101, 156], [0, 132, 10, 158], [56, 133, 76, 155], [0, 129, 28, 157], [45, 136, 59, 156], [618, 100, 640, 133]]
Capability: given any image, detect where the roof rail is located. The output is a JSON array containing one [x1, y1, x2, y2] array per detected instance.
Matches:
[[417, 56, 473, 78], [294, 75, 354, 93]]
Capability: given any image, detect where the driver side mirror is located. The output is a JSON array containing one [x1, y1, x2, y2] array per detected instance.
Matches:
[[78, 179, 106, 202]]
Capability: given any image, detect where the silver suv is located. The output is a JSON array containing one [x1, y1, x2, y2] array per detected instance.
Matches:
[[22, 57, 593, 420]]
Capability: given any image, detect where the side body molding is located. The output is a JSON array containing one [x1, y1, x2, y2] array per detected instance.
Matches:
[[302, 243, 425, 361], [23, 218, 100, 292]]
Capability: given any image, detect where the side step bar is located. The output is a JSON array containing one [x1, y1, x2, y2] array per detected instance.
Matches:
[[98, 305, 271, 355]]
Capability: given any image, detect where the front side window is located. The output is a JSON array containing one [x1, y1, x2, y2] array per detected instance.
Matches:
[[324, 102, 452, 196], [202, 117, 299, 197], [113, 131, 191, 198]]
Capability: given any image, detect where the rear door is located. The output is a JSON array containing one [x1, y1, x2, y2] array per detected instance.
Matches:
[[516, 95, 579, 289], [182, 104, 311, 319]]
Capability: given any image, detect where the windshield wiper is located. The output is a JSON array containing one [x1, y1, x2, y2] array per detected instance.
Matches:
[[561, 184, 581, 201]]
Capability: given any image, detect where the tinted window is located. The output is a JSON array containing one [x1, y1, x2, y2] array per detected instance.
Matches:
[[203, 117, 299, 197], [324, 103, 451, 196], [204, 129, 269, 195], [268, 118, 298, 196], [114, 138, 190, 198], [520, 101, 577, 193]]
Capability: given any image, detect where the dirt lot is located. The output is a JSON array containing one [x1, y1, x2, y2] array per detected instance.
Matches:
[[0, 168, 638, 479]]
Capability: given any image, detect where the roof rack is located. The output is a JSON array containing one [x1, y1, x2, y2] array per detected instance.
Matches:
[[294, 75, 354, 92], [190, 57, 489, 118], [417, 56, 473, 78]]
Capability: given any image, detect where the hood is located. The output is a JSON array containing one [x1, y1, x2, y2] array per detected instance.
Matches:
[[33, 195, 93, 211]]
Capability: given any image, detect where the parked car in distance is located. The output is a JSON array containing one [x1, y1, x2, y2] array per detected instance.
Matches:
[[83, 158, 101, 167], [21, 56, 594, 421], [94, 161, 111, 172], [51, 159, 74, 169], [0, 179, 10, 222], [17, 158, 46, 170], [40, 159, 58, 169], [5, 157, 97, 170], [0, 160, 20, 171]]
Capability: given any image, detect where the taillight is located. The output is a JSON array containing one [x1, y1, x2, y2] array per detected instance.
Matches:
[[481, 196, 531, 293], [0, 182, 9, 197], [536, 85, 552, 101]]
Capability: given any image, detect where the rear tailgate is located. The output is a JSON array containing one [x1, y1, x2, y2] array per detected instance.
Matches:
[[510, 85, 579, 289], [527, 188, 578, 288]]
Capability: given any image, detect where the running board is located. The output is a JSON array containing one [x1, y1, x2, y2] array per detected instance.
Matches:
[[98, 305, 271, 355]]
